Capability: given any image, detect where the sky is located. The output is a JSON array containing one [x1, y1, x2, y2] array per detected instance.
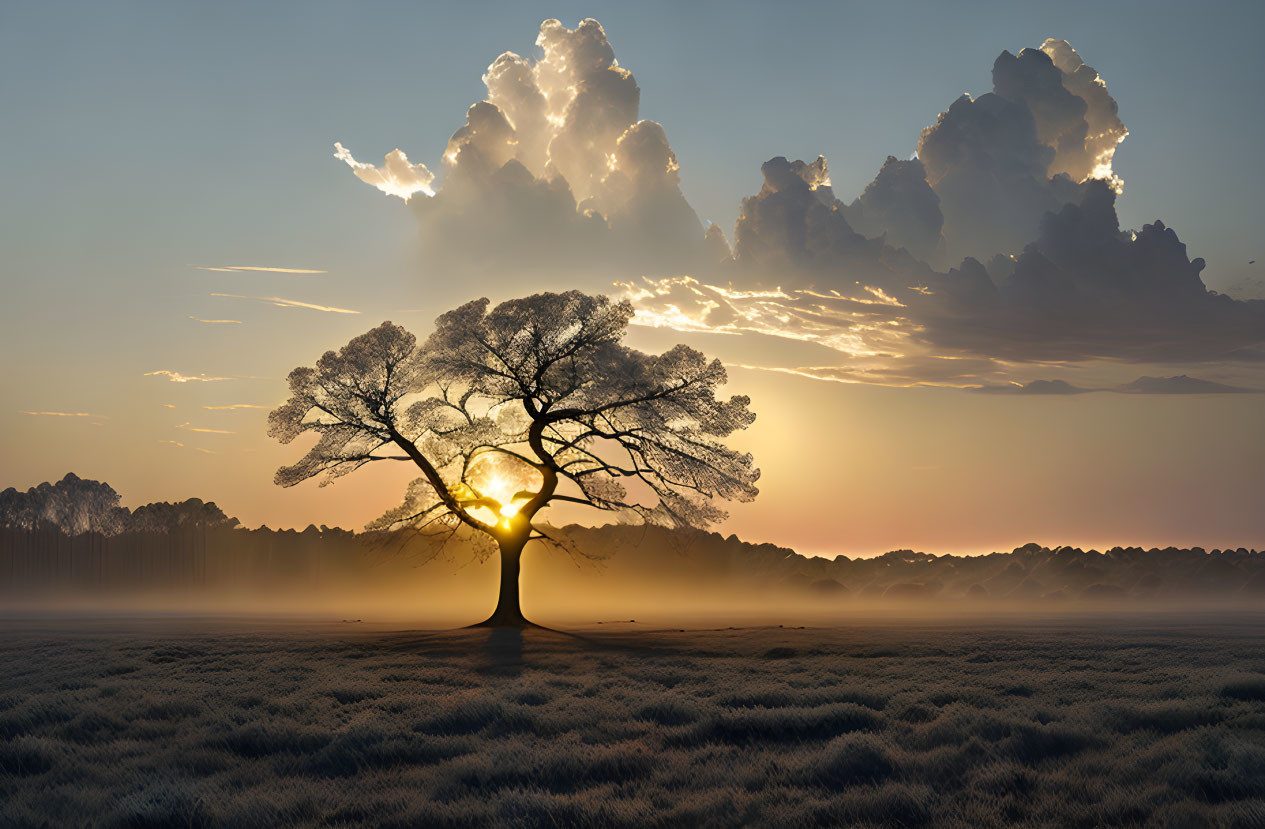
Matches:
[[2, 1, 1264, 557]]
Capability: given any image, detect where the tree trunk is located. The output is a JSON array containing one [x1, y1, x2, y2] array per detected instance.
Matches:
[[470, 533, 533, 627]]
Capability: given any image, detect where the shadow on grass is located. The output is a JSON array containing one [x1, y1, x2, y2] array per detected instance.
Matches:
[[477, 627, 525, 678]]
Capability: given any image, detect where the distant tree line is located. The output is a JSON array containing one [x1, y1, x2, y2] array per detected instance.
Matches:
[[2, 474, 1263, 603], [0, 524, 371, 595], [0, 474, 370, 594], [0, 473, 237, 535]]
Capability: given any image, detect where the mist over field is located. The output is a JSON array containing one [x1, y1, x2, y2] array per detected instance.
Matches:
[[5, 520, 1265, 625]]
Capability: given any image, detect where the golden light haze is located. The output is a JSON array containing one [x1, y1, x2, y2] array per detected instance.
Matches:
[[5, 329, 1262, 558]]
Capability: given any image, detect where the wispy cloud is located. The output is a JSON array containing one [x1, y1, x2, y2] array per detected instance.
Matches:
[[202, 404, 268, 410], [211, 293, 360, 314], [20, 410, 108, 419], [176, 422, 236, 435], [159, 439, 219, 454], [968, 375, 1261, 396], [624, 276, 1263, 391], [188, 316, 242, 325], [190, 265, 327, 274], [162, 404, 176, 409], [145, 370, 234, 383]]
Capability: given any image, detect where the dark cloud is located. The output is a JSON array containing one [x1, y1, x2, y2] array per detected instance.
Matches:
[[703, 222, 732, 265], [971, 379, 1090, 395], [831, 40, 1127, 266], [663, 28, 1264, 376], [916, 182, 1265, 363], [917, 90, 1087, 264], [992, 48, 1090, 178], [840, 156, 943, 262], [730, 156, 875, 279], [633, 177, 1265, 383], [970, 375, 1257, 395], [1116, 375, 1257, 394], [599, 120, 704, 272]]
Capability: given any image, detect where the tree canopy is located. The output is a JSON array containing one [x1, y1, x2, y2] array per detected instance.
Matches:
[[0, 473, 129, 534], [269, 291, 759, 625]]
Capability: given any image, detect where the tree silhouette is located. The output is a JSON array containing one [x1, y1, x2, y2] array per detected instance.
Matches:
[[0, 473, 129, 535], [269, 291, 759, 626], [127, 499, 239, 533]]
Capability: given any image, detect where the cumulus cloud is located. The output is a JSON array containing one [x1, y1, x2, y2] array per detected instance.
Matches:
[[210, 293, 360, 314], [822, 39, 1128, 267], [333, 142, 434, 201], [730, 156, 872, 277], [620, 35, 1263, 385], [721, 155, 946, 304], [339, 18, 707, 283], [332, 21, 1263, 390], [1038, 39, 1128, 184], [916, 91, 1084, 264], [841, 156, 942, 261], [495, 16, 641, 204]]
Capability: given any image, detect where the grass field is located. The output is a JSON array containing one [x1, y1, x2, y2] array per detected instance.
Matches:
[[2, 615, 1264, 827]]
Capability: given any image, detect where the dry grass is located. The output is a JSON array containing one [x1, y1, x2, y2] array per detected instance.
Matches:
[[2, 615, 1264, 827]]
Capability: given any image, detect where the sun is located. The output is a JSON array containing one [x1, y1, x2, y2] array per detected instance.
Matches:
[[460, 453, 541, 528], [481, 474, 524, 518]]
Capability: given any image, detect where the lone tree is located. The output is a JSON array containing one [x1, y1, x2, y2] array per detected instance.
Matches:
[[269, 291, 759, 626]]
